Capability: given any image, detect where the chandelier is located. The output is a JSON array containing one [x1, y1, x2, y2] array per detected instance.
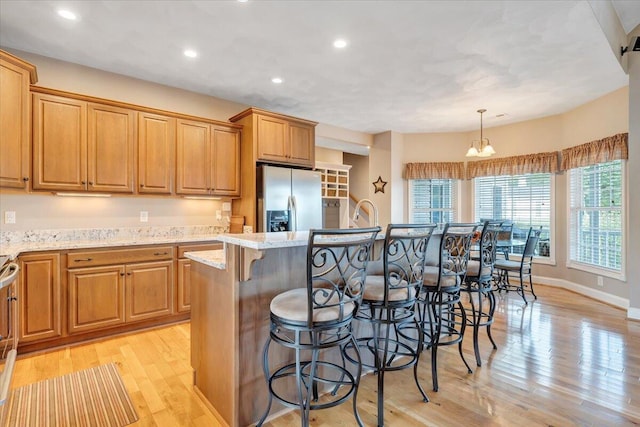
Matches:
[[465, 108, 495, 157]]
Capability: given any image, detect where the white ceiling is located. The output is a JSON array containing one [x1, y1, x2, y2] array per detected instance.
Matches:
[[1, 1, 639, 135]]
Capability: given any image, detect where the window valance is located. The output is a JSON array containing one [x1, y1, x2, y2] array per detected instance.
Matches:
[[404, 162, 465, 180], [560, 133, 628, 170], [466, 151, 559, 179]]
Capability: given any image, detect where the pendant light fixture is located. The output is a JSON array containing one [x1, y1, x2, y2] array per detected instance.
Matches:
[[466, 109, 496, 158]]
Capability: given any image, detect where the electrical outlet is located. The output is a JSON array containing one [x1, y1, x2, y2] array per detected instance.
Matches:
[[597, 276, 604, 287], [140, 211, 149, 222], [4, 211, 16, 224], [222, 202, 231, 211]]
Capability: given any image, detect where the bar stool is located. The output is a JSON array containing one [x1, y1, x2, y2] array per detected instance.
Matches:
[[463, 220, 500, 366], [416, 223, 478, 392], [348, 223, 436, 426], [494, 226, 542, 304], [256, 227, 380, 427]]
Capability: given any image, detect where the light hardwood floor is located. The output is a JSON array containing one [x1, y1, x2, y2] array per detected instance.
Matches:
[[7, 284, 640, 426]]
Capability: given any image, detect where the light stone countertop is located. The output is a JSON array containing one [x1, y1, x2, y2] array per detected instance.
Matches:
[[0, 225, 225, 259], [184, 249, 226, 269], [215, 228, 386, 250]]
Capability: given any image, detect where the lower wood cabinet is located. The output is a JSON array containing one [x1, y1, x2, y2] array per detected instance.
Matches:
[[19, 252, 62, 343], [68, 265, 125, 334], [125, 260, 173, 322], [16, 242, 219, 350]]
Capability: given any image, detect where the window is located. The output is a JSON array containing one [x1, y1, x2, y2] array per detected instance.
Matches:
[[474, 173, 553, 259], [409, 179, 458, 224], [568, 160, 624, 277]]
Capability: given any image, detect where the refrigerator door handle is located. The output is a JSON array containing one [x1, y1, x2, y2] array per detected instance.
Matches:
[[290, 195, 297, 231]]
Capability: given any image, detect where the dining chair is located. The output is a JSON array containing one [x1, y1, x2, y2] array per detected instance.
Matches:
[[494, 226, 542, 304], [256, 227, 380, 427], [416, 222, 478, 392], [463, 220, 500, 366], [349, 223, 436, 426]]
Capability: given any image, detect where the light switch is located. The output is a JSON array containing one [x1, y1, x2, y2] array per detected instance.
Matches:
[[4, 211, 16, 224], [140, 211, 149, 222], [222, 202, 231, 211]]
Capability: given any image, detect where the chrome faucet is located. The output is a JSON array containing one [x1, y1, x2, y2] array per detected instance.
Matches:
[[352, 198, 379, 227]]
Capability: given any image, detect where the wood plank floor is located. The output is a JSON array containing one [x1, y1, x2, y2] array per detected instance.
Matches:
[[7, 284, 640, 426]]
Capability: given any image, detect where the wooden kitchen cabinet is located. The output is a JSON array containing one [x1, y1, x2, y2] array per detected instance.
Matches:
[[19, 252, 62, 343], [138, 112, 176, 194], [32, 89, 136, 193], [176, 242, 223, 313], [68, 265, 125, 334], [237, 108, 315, 168], [0, 50, 37, 189], [176, 119, 241, 196], [67, 246, 174, 333], [125, 260, 174, 322]]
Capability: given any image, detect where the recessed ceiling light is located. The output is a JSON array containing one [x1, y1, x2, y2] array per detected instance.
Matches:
[[237, 0, 249, 2], [184, 49, 198, 58], [271, 77, 283, 84], [57, 9, 77, 20], [333, 39, 348, 48]]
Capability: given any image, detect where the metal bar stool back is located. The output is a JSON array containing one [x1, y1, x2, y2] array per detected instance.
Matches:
[[257, 227, 380, 427], [350, 223, 436, 426], [494, 226, 542, 304], [464, 220, 500, 366], [417, 222, 478, 392]]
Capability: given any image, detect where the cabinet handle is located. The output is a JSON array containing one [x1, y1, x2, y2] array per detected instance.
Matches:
[[73, 258, 93, 262], [120, 273, 125, 276], [81, 181, 86, 185], [22, 177, 29, 182], [127, 272, 132, 276], [140, 184, 144, 187], [89, 182, 94, 186], [154, 252, 169, 256]]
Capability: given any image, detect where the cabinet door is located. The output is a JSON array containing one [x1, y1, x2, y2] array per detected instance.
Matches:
[[125, 260, 174, 322], [256, 114, 288, 162], [177, 258, 191, 313], [87, 103, 135, 193], [138, 112, 175, 194], [0, 58, 30, 188], [176, 119, 211, 195], [68, 265, 126, 334], [32, 94, 87, 191], [19, 253, 62, 343], [211, 125, 241, 196], [288, 122, 314, 167]]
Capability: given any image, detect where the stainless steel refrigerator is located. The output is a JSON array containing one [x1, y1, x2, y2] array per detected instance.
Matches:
[[257, 165, 322, 232]]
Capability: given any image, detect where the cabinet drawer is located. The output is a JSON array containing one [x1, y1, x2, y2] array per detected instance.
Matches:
[[177, 243, 222, 258], [68, 246, 174, 268]]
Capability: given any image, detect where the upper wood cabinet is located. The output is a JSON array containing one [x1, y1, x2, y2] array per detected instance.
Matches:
[[32, 91, 136, 193], [176, 119, 241, 196], [231, 107, 316, 168], [138, 112, 175, 194], [0, 50, 37, 189]]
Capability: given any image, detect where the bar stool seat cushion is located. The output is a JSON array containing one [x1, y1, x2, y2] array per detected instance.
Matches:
[[362, 275, 414, 302], [466, 260, 491, 277], [422, 266, 458, 288], [270, 288, 355, 323], [494, 259, 521, 271]]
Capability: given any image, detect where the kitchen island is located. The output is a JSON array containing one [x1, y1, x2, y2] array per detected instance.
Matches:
[[186, 231, 385, 427]]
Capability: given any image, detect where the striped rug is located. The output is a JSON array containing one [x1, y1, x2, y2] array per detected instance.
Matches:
[[1, 363, 138, 427]]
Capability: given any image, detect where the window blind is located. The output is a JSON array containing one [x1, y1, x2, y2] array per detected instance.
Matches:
[[409, 179, 457, 224], [568, 160, 623, 272], [474, 173, 552, 257]]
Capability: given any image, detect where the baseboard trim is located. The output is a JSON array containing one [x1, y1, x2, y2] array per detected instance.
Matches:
[[533, 275, 640, 319]]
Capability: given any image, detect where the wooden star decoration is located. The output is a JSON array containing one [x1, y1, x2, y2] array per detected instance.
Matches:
[[372, 176, 387, 194]]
